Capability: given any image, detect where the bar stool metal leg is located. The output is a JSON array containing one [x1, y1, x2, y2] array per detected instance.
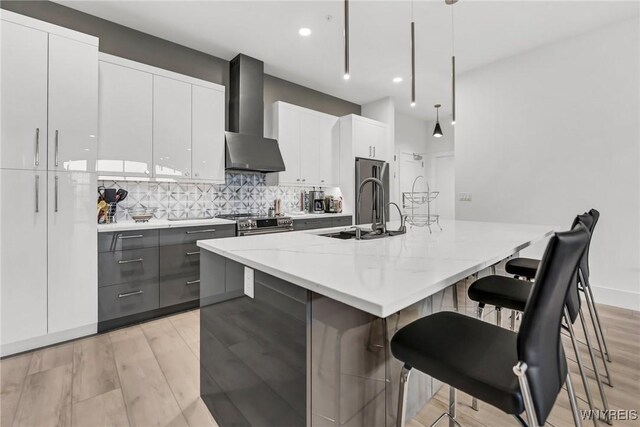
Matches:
[[452, 283, 459, 312], [397, 365, 412, 427], [448, 387, 457, 427], [564, 308, 598, 427], [513, 361, 541, 427], [566, 372, 584, 427], [471, 303, 485, 412], [579, 309, 612, 425], [584, 282, 611, 363]]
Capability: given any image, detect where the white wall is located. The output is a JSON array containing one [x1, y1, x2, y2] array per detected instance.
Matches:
[[456, 18, 640, 310]]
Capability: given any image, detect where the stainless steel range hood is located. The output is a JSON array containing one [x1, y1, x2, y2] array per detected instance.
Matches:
[[225, 54, 285, 173]]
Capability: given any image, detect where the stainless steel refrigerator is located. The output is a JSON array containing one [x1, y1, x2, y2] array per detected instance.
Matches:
[[355, 157, 390, 225]]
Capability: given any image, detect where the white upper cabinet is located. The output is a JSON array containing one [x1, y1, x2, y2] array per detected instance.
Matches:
[[153, 76, 192, 178], [318, 114, 339, 186], [192, 85, 226, 181], [274, 104, 302, 184], [271, 101, 339, 187], [299, 112, 320, 185], [48, 35, 98, 172], [0, 21, 48, 171], [98, 61, 153, 177], [97, 54, 226, 181], [351, 115, 388, 161]]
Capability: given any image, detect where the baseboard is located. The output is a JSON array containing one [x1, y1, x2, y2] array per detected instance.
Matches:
[[590, 285, 640, 311], [1, 323, 97, 358]]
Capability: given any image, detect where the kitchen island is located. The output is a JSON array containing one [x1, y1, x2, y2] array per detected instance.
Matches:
[[197, 220, 555, 427]]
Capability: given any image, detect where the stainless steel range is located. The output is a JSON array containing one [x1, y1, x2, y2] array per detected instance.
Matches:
[[216, 213, 293, 236]]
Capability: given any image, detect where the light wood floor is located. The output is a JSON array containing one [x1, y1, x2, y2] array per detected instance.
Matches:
[[1, 299, 638, 427]]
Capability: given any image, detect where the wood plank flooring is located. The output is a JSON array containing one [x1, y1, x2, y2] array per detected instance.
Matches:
[[1, 298, 638, 427]]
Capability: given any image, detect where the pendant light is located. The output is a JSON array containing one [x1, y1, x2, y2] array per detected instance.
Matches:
[[410, 0, 416, 107], [433, 104, 443, 138], [344, 0, 350, 80], [447, 0, 458, 124]]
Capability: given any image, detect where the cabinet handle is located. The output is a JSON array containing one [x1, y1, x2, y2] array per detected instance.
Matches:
[[186, 251, 200, 256], [117, 234, 144, 239], [186, 229, 216, 234], [54, 176, 59, 212], [118, 290, 143, 298], [373, 146, 376, 157], [35, 175, 40, 213], [186, 279, 200, 286], [296, 178, 301, 182], [35, 128, 40, 166], [118, 258, 144, 264], [321, 180, 325, 183], [302, 178, 306, 182], [54, 130, 59, 167]]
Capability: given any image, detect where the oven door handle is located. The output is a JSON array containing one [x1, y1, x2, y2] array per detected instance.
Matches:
[[240, 227, 293, 236]]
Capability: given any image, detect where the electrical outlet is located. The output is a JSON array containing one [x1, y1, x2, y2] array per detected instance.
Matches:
[[459, 192, 473, 202], [244, 267, 254, 298]]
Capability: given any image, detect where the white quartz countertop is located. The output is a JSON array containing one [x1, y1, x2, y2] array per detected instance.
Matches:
[[98, 218, 236, 232], [197, 220, 556, 317], [285, 212, 352, 220]]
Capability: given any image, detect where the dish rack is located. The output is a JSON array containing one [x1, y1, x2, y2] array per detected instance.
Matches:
[[402, 176, 442, 233]]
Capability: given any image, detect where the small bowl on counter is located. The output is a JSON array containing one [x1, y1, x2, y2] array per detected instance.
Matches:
[[129, 209, 155, 223]]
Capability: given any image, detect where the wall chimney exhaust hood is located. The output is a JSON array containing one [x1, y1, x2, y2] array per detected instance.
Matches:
[[225, 54, 285, 173]]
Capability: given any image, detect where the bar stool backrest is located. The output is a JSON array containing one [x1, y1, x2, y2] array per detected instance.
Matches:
[[565, 212, 595, 321], [517, 223, 590, 424], [582, 209, 600, 281]]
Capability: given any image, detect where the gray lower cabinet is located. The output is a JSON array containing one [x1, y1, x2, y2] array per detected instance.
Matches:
[[98, 280, 160, 321], [292, 215, 352, 231], [97, 223, 235, 329], [159, 243, 200, 307]]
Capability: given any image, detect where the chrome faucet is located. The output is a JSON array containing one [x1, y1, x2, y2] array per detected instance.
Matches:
[[387, 202, 407, 233], [357, 177, 386, 236]]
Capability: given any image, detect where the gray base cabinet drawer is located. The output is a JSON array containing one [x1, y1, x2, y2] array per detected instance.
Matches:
[[99, 229, 159, 252], [293, 216, 352, 231], [98, 247, 159, 287], [332, 216, 352, 227], [99, 281, 159, 321], [159, 224, 235, 246], [292, 218, 332, 231], [159, 243, 201, 276], [160, 276, 199, 308]]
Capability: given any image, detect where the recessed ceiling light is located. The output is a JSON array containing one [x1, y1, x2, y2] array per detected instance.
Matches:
[[393, 77, 403, 83], [299, 28, 311, 37]]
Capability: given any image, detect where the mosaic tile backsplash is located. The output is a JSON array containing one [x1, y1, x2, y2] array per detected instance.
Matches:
[[100, 172, 318, 222]]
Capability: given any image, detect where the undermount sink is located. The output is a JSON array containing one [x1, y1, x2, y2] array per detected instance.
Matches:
[[319, 228, 406, 240]]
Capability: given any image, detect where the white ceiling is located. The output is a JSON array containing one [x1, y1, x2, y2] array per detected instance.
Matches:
[[56, 0, 638, 120]]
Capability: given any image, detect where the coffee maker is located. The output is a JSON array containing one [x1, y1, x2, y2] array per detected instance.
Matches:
[[308, 189, 325, 214]]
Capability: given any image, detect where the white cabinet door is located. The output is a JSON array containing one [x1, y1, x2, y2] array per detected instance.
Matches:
[[48, 34, 98, 172], [153, 76, 192, 178], [318, 115, 339, 186], [353, 118, 387, 160], [47, 171, 97, 334], [192, 85, 225, 181], [98, 61, 153, 177], [0, 170, 48, 346], [299, 112, 319, 185], [0, 21, 48, 171], [276, 106, 301, 184]]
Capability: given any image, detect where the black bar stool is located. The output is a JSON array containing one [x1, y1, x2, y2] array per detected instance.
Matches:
[[467, 213, 611, 425], [506, 209, 612, 368], [391, 224, 590, 427]]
